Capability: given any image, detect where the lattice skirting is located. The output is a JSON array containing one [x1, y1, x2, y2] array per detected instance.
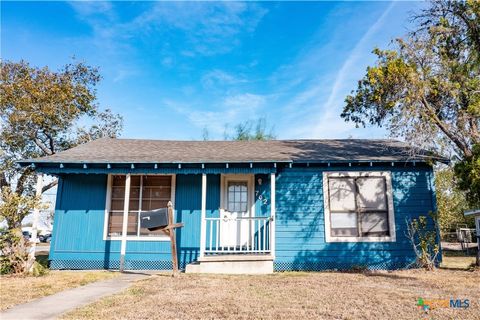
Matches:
[[274, 260, 416, 272], [50, 260, 173, 270], [51, 259, 420, 271]]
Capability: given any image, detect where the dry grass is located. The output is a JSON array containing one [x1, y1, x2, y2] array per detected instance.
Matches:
[[63, 269, 479, 320], [441, 256, 477, 270], [0, 271, 118, 311]]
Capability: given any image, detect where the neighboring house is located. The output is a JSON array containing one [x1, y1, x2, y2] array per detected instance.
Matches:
[[18, 138, 443, 274]]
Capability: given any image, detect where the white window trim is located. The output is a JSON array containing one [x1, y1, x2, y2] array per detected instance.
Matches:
[[103, 174, 176, 241], [323, 171, 396, 243]]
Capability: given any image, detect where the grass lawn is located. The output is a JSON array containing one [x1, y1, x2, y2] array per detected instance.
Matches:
[[441, 248, 478, 270], [63, 268, 479, 320], [0, 270, 118, 311]]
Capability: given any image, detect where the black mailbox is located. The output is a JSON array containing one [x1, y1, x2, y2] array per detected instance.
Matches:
[[140, 208, 169, 231]]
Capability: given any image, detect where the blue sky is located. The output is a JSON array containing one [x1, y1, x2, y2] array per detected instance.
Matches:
[[1, 1, 424, 140]]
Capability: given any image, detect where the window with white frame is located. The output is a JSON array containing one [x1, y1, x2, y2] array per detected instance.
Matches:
[[107, 175, 173, 237], [227, 181, 248, 212], [324, 172, 395, 242]]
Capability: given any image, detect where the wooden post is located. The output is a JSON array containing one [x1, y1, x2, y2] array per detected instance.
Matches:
[[120, 174, 131, 272], [28, 174, 43, 272], [476, 217, 480, 267], [167, 201, 179, 276]]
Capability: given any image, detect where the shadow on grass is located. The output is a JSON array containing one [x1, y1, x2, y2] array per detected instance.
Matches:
[[35, 254, 49, 268], [360, 271, 419, 281]]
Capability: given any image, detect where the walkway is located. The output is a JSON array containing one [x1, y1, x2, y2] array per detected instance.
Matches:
[[0, 272, 151, 320]]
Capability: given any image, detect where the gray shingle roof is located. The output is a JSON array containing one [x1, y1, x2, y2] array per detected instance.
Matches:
[[18, 138, 443, 165]]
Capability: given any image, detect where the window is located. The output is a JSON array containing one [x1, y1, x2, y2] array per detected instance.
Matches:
[[324, 172, 395, 242], [106, 175, 173, 238], [227, 181, 248, 212]]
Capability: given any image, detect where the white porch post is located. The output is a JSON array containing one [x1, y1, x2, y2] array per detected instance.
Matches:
[[119, 174, 131, 272], [200, 173, 207, 259], [270, 172, 276, 258], [28, 174, 43, 271]]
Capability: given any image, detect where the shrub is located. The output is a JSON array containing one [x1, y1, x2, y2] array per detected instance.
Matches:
[[0, 229, 31, 275], [406, 212, 440, 271]]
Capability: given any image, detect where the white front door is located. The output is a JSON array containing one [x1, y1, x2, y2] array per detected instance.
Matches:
[[220, 175, 253, 248]]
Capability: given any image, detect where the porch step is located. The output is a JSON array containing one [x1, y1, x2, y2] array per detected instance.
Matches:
[[185, 254, 273, 274]]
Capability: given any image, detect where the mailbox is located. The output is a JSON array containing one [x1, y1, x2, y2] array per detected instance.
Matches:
[[140, 208, 169, 231]]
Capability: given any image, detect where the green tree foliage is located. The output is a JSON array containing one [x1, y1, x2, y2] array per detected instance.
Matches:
[[0, 60, 123, 198], [0, 60, 123, 275], [0, 187, 43, 229], [435, 167, 474, 234], [0, 187, 48, 275], [225, 117, 276, 141], [342, 1, 480, 205], [454, 144, 480, 206]]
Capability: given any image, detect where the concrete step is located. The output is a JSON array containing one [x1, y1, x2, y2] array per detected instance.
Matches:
[[186, 255, 273, 274]]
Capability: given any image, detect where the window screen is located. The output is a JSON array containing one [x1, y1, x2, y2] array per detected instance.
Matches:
[[328, 175, 390, 238], [107, 175, 172, 237]]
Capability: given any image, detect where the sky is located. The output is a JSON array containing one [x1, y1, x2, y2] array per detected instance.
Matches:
[[1, 1, 425, 140]]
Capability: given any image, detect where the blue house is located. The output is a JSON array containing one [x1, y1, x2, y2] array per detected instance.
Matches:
[[19, 138, 442, 273]]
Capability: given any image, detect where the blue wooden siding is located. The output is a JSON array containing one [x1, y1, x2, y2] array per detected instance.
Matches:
[[50, 174, 221, 270], [49, 166, 436, 271], [274, 166, 437, 270]]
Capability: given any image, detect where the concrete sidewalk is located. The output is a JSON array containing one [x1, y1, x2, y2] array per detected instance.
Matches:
[[0, 272, 151, 320]]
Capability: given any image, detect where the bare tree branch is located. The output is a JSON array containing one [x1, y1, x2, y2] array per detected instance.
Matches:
[[41, 179, 58, 193]]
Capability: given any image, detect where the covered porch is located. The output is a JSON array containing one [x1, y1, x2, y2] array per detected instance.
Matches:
[[189, 172, 276, 273]]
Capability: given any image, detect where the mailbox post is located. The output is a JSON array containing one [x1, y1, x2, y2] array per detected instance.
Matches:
[[139, 201, 184, 276]]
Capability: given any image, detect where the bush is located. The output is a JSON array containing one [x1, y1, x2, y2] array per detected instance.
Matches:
[[406, 212, 440, 271], [0, 229, 31, 275]]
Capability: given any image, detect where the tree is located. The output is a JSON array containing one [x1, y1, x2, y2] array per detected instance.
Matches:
[[0, 187, 42, 230], [341, 1, 480, 206], [0, 60, 123, 205], [435, 167, 474, 234], [224, 117, 276, 141]]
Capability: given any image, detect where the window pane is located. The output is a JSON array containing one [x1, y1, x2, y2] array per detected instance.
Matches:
[[111, 199, 124, 211], [240, 192, 247, 202], [127, 211, 138, 235], [361, 212, 389, 236], [129, 199, 139, 211], [143, 176, 171, 187], [227, 181, 248, 213], [142, 199, 168, 211], [111, 186, 125, 199], [112, 175, 126, 186], [108, 212, 123, 236], [328, 178, 355, 211], [356, 177, 387, 210], [130, 187, 140, 199], [331, 212, 357, 228], [130, 176, 141, 187], [240, 202, 247, 212], [148, 187, 170, 199], [331, 228, 358, 237], [108, 211, 138, 236]]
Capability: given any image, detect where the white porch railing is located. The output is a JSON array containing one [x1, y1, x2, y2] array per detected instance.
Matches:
[[204, 216, 272, 254]]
